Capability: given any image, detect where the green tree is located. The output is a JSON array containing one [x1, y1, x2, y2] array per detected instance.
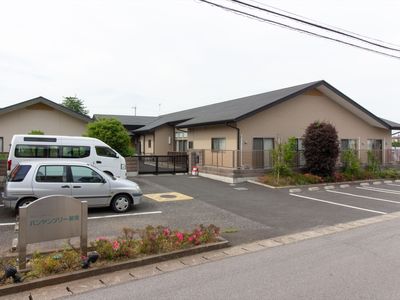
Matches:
[[61, 96, 89, 115], [28, 130, 44, 135], [303, 121, 339, 178], [271, 137, 297, 184], [86, 118, 134, 156], [392, 141, 400, 148]]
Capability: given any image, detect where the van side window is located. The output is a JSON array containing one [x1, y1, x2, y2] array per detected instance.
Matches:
[[61, 146, 90, 158], [71, 166, 103, 183], [15, 145, 47, 158], [95, 146, 117, 158], [9, 165, 31, 182], [36, 166, 68, 182]]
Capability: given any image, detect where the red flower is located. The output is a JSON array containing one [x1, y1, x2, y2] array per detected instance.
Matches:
[[163, 228, 171, 236], [176, 232, 184, 242], [112, 240, 120, 251]]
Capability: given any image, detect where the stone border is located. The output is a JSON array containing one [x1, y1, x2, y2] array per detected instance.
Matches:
[[0, 239, 229, 297], [248, 178, 400, 190]]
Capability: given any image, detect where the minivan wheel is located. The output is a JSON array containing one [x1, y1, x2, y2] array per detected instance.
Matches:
[[111, 194, 132, 213], [16, 198, 36, 213]]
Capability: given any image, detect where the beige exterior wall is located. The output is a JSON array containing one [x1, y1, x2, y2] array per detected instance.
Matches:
[[237, 90, 391, 151], [0, 103, 88, 152], [154, 125, 174, 155], [188, 125, 237, 150]]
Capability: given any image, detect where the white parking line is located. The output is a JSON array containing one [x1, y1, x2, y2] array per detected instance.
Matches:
[[0, 204, 4, 207], [386, 183, 400, 187], [0, 222, 16, 227], [327, 190, 400, 204], [357, 186, 400, 195], [290, 193, 386, 215], [88, 211, 162, 220]]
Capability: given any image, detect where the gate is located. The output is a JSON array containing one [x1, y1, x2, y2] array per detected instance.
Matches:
[[137, 155, 188, 174]]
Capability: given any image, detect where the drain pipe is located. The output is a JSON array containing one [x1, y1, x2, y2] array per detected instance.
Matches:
[[226, 123, 241, 168]]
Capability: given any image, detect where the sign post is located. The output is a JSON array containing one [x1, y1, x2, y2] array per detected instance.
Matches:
[[18, 195, 88, 270]]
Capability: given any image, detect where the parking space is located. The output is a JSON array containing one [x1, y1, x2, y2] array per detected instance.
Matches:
[[1, 176, 400, 255], [289, 181, 400, 217]]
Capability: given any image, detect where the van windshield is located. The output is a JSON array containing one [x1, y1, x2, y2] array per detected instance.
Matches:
[[8, 165, 31, 182]]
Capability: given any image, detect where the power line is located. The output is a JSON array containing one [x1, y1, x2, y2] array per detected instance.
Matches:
[[226, 0, 400, 52], [245, 0, 400, 49], [195, 0, 400, 59]]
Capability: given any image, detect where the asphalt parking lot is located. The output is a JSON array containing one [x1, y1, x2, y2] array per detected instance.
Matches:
[[1, 176, 400, 255]]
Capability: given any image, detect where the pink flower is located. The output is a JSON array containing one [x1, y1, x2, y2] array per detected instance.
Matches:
[[176, 232, 184, 242], [112, 240, 120, 251], [96, 236, 108, 241], [163, 228, 171, 236], [188, 236, 194, 242]]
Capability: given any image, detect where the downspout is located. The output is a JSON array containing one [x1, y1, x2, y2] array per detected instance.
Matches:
[[226, 123, 241, 168], [153, 131, 156, 155]]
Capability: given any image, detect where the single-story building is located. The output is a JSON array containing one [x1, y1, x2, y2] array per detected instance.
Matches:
[[97, 80, 400, 181], [0, 97, 92, 152]]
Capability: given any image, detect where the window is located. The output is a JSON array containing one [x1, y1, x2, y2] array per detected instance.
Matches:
[[95, 146, 117, 158], [148, 140, 152, 148], [296, 138, 306, 167], [8, 165, 31, 182], [71, 166, 103, 183], [341, 139, 358, 150], [175, 131, 188, 138], [188, 141, 193, 149], [61, 146, 90, 158], [15, 145, 47, 158], [176, 140, 187, 152], [14, 144, 89, 158], [0, 137, 3, 152], [36, 166, 67, 182], [211, 138, 226, 151]]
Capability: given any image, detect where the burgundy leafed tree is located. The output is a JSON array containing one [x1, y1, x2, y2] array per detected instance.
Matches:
[[303, 121, 340, 177]]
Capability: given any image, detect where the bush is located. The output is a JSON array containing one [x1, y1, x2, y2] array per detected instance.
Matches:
[[86, 118, 134, 156], [271, 137, 297, 184], [303, 121, 339, 178], [366, 150, 381, 176], [341, 149, 361, 179]]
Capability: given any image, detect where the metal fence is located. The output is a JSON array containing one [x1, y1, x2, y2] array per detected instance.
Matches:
[[193, 149, 400, 170], [137, 155, 188, 174]]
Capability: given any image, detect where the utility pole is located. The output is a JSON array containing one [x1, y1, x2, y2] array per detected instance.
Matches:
[[132, 106, 137, 116]]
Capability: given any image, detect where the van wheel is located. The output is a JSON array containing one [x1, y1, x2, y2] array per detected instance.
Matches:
[[111, 194, 131, 213], [16, 198, 36, 214]]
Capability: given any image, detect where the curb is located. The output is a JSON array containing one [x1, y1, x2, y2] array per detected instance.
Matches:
[[0, 239, 229, 297]]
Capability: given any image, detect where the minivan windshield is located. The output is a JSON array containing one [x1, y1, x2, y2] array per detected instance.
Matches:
[[8, 164, 31, 182]]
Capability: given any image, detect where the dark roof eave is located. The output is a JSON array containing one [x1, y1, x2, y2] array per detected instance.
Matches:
[[176, 119, 236, 128], [0, 97, 92, 123]]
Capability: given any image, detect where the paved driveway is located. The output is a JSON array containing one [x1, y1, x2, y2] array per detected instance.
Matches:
[[1, 176, 399, 254]]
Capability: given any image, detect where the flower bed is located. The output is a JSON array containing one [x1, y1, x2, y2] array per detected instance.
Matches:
[[0, 224, 222, 290], [261, 168, 400, 187]]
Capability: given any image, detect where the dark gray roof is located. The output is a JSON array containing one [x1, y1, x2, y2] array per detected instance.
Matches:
[[381, 118, 400, 130], [0, 96, 92, 123], [135, 80, 323, 132], [93, 114, 157, 126]]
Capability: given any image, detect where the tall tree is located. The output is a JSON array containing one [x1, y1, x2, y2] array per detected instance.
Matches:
[[61, 96, 89, 115]]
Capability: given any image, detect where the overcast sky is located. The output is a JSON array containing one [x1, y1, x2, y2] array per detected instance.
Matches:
[[0, 0, 399, 122]]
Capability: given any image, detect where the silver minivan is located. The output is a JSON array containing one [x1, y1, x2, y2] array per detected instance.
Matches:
[[2, 161, 142, 213]]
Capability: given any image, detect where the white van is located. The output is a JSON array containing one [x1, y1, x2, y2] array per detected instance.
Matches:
[[7, 135, 127, 179]]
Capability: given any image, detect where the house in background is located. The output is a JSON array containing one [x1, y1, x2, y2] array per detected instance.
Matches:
[[0, 97, 92, 152], [97, 80, 400, 181], [93, 114, 157, 153]]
